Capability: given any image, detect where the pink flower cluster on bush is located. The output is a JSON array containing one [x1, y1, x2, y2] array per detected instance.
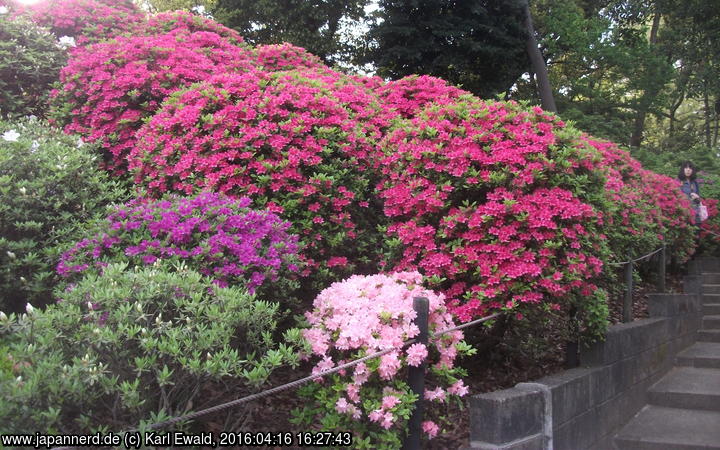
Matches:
[[584, 137, 696, 262], [377, 98, 609, 322], [142, 10, 246, 46], [699, 197, 720, 251], [295, 272, 468, 443], [8, 0, 143, 44], [130, 70, 389, 286], [50, 30, 255, 173], [254, 43, 324, 71], [57, 192, 300, 295], [377, 74, 470, 120]]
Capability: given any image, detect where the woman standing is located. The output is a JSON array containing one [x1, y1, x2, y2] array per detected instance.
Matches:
[[679, 161, 701, 223]]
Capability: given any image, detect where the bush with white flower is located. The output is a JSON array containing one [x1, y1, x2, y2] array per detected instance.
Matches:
[[0, 14, 66, 119], [291, 272, 474, 449], [0, 117, 128, 313]]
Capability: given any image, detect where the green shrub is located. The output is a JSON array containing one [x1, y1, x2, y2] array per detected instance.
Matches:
[[0, 118, 128, 313], [0, 262, 302, 434], [0, 15, 66, 119]]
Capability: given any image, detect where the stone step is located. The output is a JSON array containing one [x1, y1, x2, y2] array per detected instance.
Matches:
[[703, 292, 720, 302], [704, 303, 720, 315], [647, 367, 720, 411], [699, 330, 720, 342], [615, 405, 720, 450], [676, 342, 720, 369], [691, 257, 720, 274], [702, 273, 720, 284], [703, 284, 720, 295], [703, 315, 720, 330]]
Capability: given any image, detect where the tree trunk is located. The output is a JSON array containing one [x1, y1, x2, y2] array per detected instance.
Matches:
[[629, 11, 662, 148], [522, 0, 556, 112], [704, 83, 712, 147]]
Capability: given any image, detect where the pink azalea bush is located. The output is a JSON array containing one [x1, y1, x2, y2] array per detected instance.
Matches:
[[377, 75, 470, 120], [377, 98, 613, 332], [292, 272, 472, 448], [57, 192, 301, 302], [130, 70, 389, 288], [254, 43, 324, 71], [141, 10, 247, 46], [8, 0, 144, 44], [584, 137, 696, 263], [699, 197, 720, 253], [50, 31, 255, 173]]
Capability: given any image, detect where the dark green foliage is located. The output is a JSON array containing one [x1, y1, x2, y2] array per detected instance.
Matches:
[[212, 0, 368, 63], [0, 15, 66, 119], [365, 0, 529, 98], [0, 262, 302, 433], [0, 118, 129, 313]]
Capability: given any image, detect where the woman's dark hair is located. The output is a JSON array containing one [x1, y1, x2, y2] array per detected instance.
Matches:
[[678, 161, 698, 181]]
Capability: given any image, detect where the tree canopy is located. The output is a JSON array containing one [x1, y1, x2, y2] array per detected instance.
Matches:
[[363, 0, 529, 98], [211, 0, 368, 64]]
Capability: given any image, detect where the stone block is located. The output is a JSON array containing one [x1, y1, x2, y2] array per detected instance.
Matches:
[[552, 407, 599, 450], [617, 381, 648, 425], [632, 343, 670, 383], [533, 368, 593, 426], [683, 275, 702, 294], [588, 365, 617, 405], [649, 293, 680, 317], [468, 386, 544, 445], [596, 395, 623, 436]]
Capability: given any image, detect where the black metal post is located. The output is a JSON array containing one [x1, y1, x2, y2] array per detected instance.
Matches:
[[623, 255, 634, 323], [403, 297, 429, 450], [658, 244, 666, 293], [564, 306, 579, 369]]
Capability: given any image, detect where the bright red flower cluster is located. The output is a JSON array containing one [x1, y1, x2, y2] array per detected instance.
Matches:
[[377, 75, 470, 120], [583, 137, 696, 262], [129, 70, 388, 286], [8, 0, 143, 44], [142, 10, 246, 46], [254, 43, 324, 71], [377, 99, 610, 321], [51, 30, 255, 173]]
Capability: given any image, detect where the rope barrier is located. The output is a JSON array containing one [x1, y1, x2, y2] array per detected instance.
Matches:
[[607, 246, 664, 267], [51, 313, 501, 450], [701, 228, 720, 239]]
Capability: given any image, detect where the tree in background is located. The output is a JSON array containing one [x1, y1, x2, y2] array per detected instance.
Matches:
[[364, 0, 529, 99], [211, 0, 368, 64], [134, 0, 215, 13]]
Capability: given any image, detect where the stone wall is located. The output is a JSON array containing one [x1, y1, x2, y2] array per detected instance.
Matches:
[[467, 275, 703, 450]]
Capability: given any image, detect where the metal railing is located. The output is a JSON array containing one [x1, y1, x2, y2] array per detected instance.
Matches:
[[608, 244, 667, 323]]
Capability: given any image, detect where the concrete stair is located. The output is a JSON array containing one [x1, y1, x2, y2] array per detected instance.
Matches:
[[616, 260, 720, 449], [614, 406, 720, 450]]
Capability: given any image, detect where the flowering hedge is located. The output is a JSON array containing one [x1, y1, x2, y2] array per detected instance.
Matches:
[[50, 31, 255, 173], [254, 43, 324, 71], [57, 192, 300, 302], [142, 10, 246, 46], [377, 98, 612, 330], [293, 272, 471, 447], [8, 0, 144, 44], [377, 75, 469, 120], [130, 70, 389, 287], [584, 137, 696, 264]]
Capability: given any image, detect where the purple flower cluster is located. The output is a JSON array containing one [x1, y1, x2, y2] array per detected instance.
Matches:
[[58, 192, 300, 293]]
